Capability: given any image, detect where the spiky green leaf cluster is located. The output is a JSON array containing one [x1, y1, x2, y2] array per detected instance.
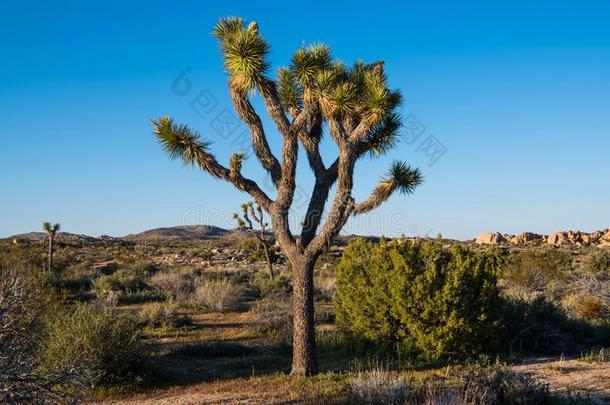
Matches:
[[363, 112, 402, 157], [152, 116, 212, 167], [214, 17, 270, 91], [291, 44, 332, 88], [229, 152, 247, 177], [285, 53, 402, 122], [354, 161, 422, 214], [43, 221, 60, 234], [277, 67, 303, 114], [388, 161, 423, 195]]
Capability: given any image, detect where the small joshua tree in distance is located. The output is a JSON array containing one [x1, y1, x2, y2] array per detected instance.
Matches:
[[42, 221, 60, 272], [152, 17, 423, 375], [234, 201, 276, 280]]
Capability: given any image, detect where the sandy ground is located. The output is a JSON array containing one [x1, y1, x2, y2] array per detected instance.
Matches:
[[512, 357, 610, 404], [92, 357, 610, 404]]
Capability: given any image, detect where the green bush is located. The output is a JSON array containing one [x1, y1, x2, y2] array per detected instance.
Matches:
[[501, 248, 572, 300], [334, 239, 502, 360], [39, 303, 142, 388], [92, 262, 157, 300], [250, 270, 291, 298]]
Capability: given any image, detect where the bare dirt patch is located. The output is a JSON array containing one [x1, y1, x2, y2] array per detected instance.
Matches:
[[512, 357, 610, 403]]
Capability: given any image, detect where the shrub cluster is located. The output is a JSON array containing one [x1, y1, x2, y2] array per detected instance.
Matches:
[[334, 239, 503, 360], [194, 278, 244, 312], [39, 303, 142, 388], [92, 262, 160, 304], [501, 248, 572, 300], [138, 302, 192, 329]]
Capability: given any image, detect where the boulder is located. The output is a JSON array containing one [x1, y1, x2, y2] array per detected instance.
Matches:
[[547, 231, 567, 246], [567, 230, 583, 244], [475, 232, 506, 245], [588, 231, 604, 244], [510, 232, 542, 245]]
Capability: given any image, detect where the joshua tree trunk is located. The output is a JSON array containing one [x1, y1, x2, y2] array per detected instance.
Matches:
[[290, 258, 317, 375], [263, 245, 275, 280], [43, 221, 60, 273], [47, 235, 53, 272]]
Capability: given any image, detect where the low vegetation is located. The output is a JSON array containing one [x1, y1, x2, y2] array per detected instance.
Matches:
[[39, 303, 142, 389], [1, 234, 609, 402]]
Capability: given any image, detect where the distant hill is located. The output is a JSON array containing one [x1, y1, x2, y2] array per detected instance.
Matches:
[[6, 232, 98, 244], [123, 225, 239, 241]]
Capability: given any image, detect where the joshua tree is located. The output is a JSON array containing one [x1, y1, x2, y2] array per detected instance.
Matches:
[[42, 222, 60, 272], [153, 17, 423, 375], [234, 201, 276, 279]]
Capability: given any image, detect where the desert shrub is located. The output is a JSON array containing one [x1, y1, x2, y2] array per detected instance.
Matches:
[[315, 304, 335, 324], [334, 239, 502, 360], [39, 303, 142, 388], [348, 365, 409, 404], [54, 262, 95, 294], [192, 249, 213, 261], [580, 347, 610, 363], [407, 362, 551, 404], [572, 266, 610, 314], [250, 270, 291, 298], [237, 237, 261, 253], [499, 296, 610, 355], [170, 341, 253, 358], [91, 262, 157, 301], [0, 265, 75, 403], [98, 290, 120, 308], [576, 295, 608, 320], [149, 269, 195, 302], [0, 243, 46, 271], [194, 278, 244, 312], [314, 266, 336, 302], [138, 302, 192, 329], [581, 248, 610, 275], [501, 248, 572, 300], [119, 289, 165, 305], [247, 244, 281, 264], [254, 297, 292, 347]]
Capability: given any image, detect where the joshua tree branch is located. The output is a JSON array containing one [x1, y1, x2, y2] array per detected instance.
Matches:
[[229, 87, 282, 184], [258, 78, 292, 138], [305, 149, 356, 257], [153, 116, 273, 209], [353, 161, 423, 215]]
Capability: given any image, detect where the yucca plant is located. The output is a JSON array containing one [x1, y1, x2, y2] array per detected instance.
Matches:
[[42, 221, 60, 272], [152, 17, 423, 375]]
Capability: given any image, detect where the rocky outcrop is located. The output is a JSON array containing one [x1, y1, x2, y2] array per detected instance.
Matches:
[[475, 232, 506, 245], [474, 228, 610, 248], [546, 231, 567, 246], [510, 232, 542, 245]]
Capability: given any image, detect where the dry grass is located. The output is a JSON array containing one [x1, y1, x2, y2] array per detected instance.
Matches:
[[194, 279, 244, 312]]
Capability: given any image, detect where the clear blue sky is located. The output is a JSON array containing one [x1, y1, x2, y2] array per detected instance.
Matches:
[[1, 0, 609, 240]]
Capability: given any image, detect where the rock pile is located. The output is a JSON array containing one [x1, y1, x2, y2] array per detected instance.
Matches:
[[475, 229, 610, 247], [475, 232, 506, 245]]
